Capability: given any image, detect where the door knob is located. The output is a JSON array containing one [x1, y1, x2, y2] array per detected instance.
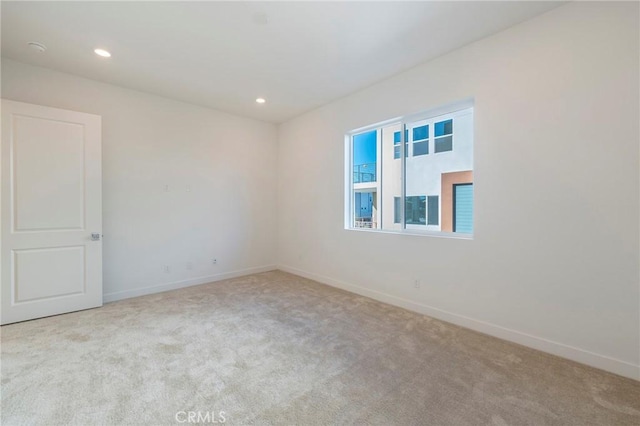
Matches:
[[91, 233, 101, 241]]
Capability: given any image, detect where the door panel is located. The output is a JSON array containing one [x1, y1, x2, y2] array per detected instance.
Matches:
[[1, 100, 102, 324], [13, 115, 85, 231], [13, 246, 86, 303]]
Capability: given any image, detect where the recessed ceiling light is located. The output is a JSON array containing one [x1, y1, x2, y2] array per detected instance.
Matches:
[[256, 98, 266, 104], [27, 42, 47, 53], [94, 48, 111, 58]]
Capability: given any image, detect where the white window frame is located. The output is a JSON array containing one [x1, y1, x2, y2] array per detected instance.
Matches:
[[344, 99, 474, 239]]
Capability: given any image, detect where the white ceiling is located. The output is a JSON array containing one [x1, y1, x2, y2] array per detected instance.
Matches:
[[1, 1, 563, 123]]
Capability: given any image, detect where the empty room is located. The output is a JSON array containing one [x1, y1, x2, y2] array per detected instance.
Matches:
[[1, 1, 639, 425]]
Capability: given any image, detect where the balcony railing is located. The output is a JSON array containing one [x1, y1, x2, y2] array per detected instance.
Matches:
[[353, 163, 376, 184], [354, 219, 377, 229]]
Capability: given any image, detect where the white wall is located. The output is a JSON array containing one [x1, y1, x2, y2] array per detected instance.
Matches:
[[277, 2, 640, 379], [2, 59, 278, 301]]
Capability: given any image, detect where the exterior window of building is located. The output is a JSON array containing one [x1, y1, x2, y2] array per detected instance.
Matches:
[[393, 130, 408, 159], [393, 132, 400, 159], [346, 101, 473, 236], [405, 196, 426, 225], [427, 195, 439, 225], [435, 119, 453, 153], [412, 124, 429, 156]]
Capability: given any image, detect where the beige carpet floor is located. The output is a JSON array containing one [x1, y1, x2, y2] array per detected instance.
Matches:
[[1, 270, 639, 425]]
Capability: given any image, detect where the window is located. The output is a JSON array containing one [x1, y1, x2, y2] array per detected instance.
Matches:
[[401, 195, 438, 226], [427, 195, 439, 225], [346, 101, 473, 236], [405, 196, 426, 225], [412, 125, 429, 156], [393, 130, 408, 159], [435, 119, 453, 153]]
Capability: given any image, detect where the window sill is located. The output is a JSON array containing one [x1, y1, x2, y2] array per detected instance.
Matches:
[[345, 227, 473, 240]]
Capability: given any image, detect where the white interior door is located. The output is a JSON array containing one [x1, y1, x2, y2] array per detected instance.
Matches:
[[1, 100, 102, 325]]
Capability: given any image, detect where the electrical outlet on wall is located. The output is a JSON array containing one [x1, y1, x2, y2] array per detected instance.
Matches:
[[414, 279, 421, 289], [163, 265, 170, 273], [212, 258, 217, 265]]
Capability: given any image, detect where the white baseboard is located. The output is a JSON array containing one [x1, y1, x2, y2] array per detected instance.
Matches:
[[103, 264, 277, 303], [278, 264, 640, 381]]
